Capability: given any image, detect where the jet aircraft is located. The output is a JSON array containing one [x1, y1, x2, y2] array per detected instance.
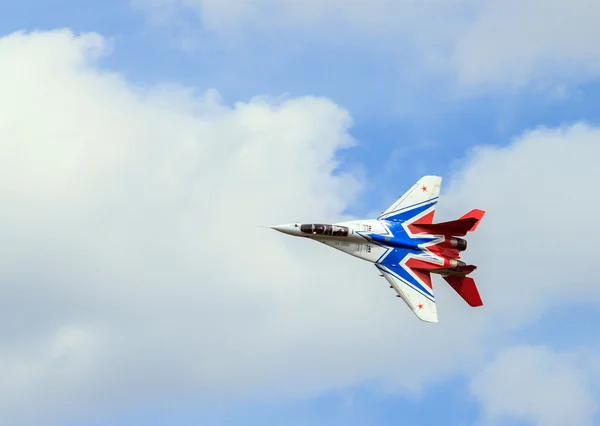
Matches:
[[270, 176, 485, 323]]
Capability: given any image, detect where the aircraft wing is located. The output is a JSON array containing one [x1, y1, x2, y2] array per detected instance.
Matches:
[[376, 263, 438, 323]]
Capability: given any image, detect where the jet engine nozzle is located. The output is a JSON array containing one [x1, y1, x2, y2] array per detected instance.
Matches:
[[442, 237, 467, 251], [447, 258, 466, 268]]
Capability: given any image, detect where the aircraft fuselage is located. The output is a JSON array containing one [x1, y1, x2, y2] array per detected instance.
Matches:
[[271, 220, 443, 263], [268, 175, 486, 323]]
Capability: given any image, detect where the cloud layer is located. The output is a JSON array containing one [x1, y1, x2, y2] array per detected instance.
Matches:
[[2, 28, 600, 426], [133, 0, 600, 88], [0, 28, 369, 423], [471, 345, 598, 426]]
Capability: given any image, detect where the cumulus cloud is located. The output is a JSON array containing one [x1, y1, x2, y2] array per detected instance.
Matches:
[[451, 0, 600, 87], [440, 122, 600, 326], [0, 27, 369, 424], [132, 0, 600, 87], [0, 28, 482, 424], [3, 28, 600, 426], [470, 345, 598, 426]]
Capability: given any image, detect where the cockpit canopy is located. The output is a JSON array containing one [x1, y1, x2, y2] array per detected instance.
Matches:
[[299, 224, 349, 237]]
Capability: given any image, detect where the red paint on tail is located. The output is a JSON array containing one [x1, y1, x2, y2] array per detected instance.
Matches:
[[410, 209, 486, 236], [458, 209, 486, 232], [443, 276, 483, 307]]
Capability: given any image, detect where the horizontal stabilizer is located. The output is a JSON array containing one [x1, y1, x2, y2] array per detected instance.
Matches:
[[411, 209, 485, 236], [458, 209, 486, 231], [443, 276, 483, 307], [452, 265, 477, 275]]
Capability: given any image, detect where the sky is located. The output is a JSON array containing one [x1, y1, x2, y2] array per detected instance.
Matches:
[[1, 1, 600, 425]]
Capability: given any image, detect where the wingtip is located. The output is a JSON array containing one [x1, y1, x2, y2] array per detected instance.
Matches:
[[416, 313, 439, 323]]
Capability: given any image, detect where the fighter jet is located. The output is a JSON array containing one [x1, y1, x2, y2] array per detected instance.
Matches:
[[270, 176, 485, 323]]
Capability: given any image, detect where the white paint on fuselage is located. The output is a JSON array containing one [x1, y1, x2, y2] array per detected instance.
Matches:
[[270, 220, 392, 263], [315, 238, 387, 263], [312, 219, 387, 263]]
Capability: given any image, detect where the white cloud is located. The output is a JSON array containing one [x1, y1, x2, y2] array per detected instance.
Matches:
[[470, 345, 598, 426], [0, 27, 368, 423], [440, 122, 600, 327], [132, 0, 600, 88], [3, 28, 600, 425], [451, 0, 600, 87], [0, 28, 476, 425]]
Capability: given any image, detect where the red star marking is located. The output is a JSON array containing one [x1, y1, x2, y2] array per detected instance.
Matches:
[[421, 185, 427, 192], [417, 303, 424, 310]]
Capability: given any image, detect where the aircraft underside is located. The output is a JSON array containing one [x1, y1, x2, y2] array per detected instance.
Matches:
[[270, 175, 485, 323]]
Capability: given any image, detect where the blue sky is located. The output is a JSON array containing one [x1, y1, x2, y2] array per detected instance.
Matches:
[[2, 1, 600, 426]]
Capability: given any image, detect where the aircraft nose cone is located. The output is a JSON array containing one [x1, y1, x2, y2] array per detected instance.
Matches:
[[269, 224, 300, 235]]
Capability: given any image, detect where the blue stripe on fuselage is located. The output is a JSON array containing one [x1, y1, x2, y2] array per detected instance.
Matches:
[[373, 200, 439, 300]]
